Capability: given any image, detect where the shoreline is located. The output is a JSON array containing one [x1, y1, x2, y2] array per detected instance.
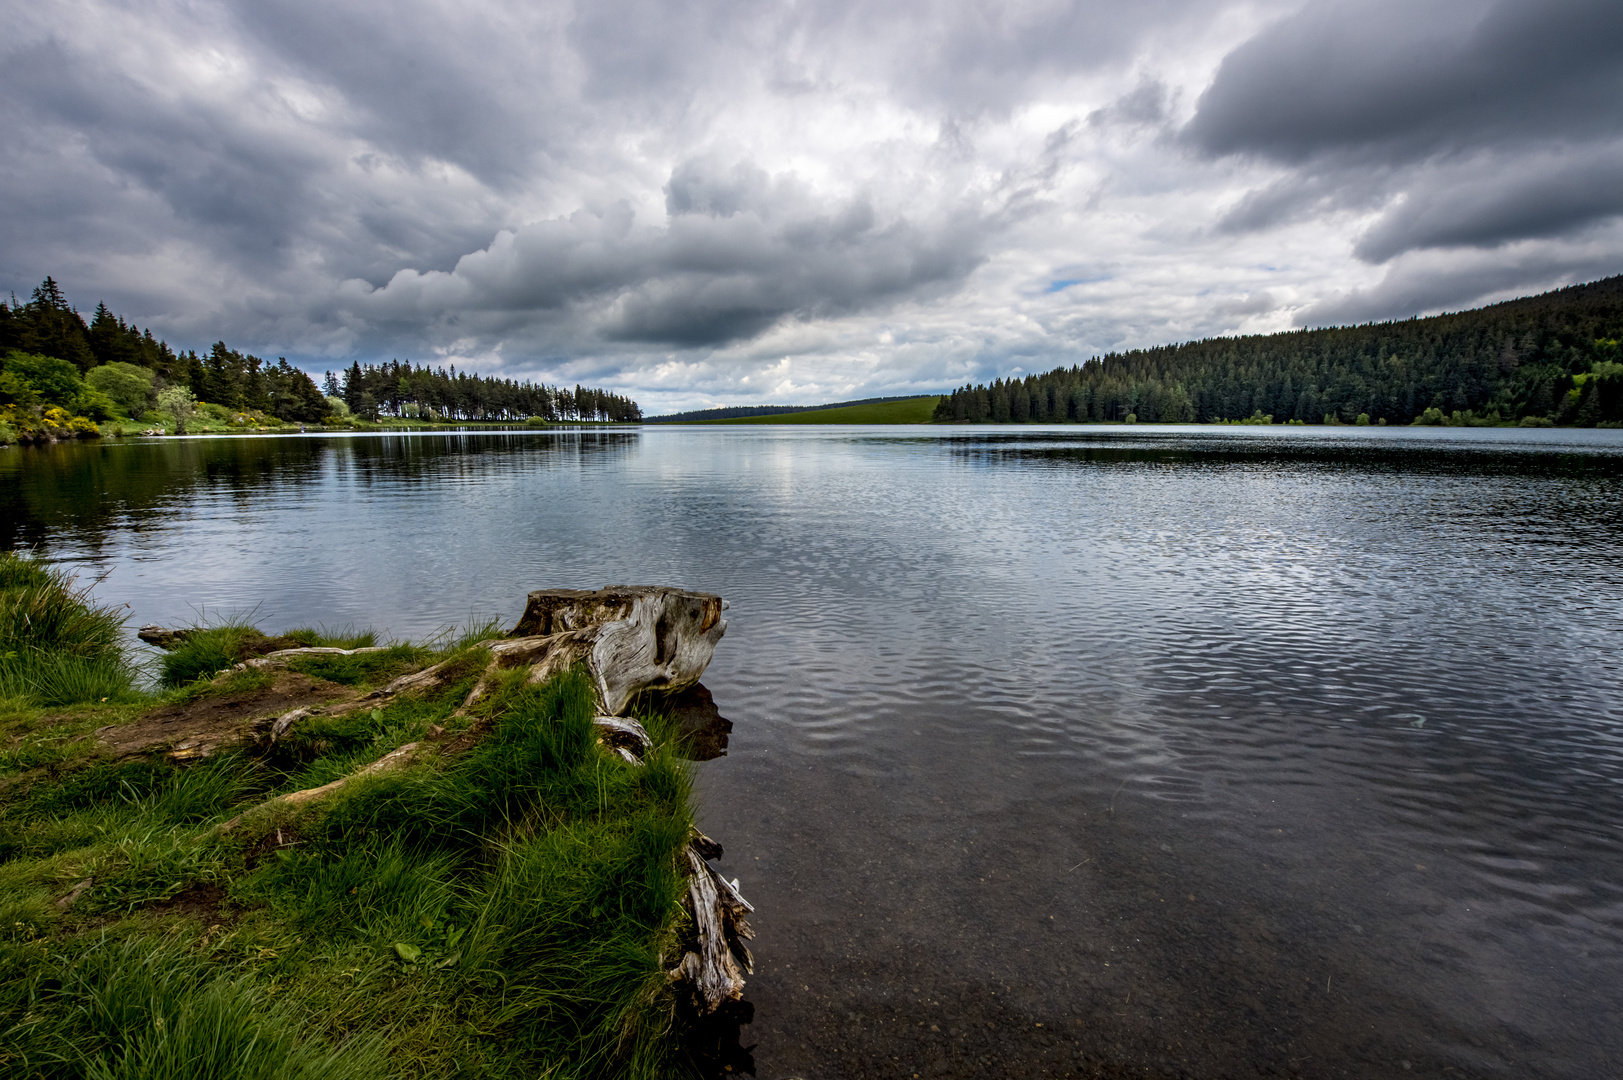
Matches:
[[0, 564, 751, 1078]]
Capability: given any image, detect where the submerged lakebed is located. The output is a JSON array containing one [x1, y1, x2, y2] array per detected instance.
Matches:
[[6, 424, 1623, 1079]]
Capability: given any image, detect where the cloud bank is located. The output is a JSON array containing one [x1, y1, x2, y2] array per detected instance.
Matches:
[[3, 0, 1620, 411]]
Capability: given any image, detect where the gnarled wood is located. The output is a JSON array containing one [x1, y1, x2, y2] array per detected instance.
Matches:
[[97, 671, 352, 762], [672, 845, 754, 1012], [593, 715, 653, 762], [219, 741, 424, 831], [511, 586, 728, 715], [233, 645, 393, 672], [155, 585, 757, 1012], [137, 625, 195, 649], [114, 587, 730, 766]]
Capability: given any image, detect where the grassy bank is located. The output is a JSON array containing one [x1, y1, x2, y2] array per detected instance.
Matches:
[[699, 395, 941, 424], [0, 553, 708, 1079]]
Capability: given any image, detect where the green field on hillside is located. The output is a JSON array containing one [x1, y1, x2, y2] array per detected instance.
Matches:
[[703, 396, 940, 424]]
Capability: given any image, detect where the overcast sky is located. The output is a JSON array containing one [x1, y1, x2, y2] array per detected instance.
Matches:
[[3, 0, 1620, 412]]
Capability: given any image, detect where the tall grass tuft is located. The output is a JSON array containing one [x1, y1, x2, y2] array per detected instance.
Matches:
[[232, 669, 698, 1078], [0, 551, 136, 704], [160, 620, 390, 687], [0, 935, 389, 1080], [156, 617, 269, 687]]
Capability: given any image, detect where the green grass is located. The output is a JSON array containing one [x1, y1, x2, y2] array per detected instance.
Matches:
[[702, 395, 942, 424], [0, 586, 710, 1079], [0, 552, 138, 706], [159, 620, 389, 688]]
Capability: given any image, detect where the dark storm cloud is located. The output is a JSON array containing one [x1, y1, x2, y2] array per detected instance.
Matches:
[[850, 0, 1201, 114], [563, 0, 1206, 115], [0, 35, 320, 265], [342, 157, 989, 348], [0, 4, 519, 300], [1351, 145, 1623, 261], [1300, 243, 1623, 326], [1183, 0, 1623, 321], [229, 0, 573, 187], [1185, 0, 1623, 162], [1215, 170, 1393, 234]]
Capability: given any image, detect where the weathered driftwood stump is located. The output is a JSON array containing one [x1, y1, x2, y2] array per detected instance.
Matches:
[[132, 585, 751, 1012], [471, 584, 729, 715], [136, 625, 195, 649]]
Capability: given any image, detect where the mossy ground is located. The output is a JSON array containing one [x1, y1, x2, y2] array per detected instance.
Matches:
[[0, 552, 706, 1079]]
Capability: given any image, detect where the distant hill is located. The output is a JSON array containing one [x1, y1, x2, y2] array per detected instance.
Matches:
[[696, 396, 940, 424], [937, 275, 1623, 427], [645, 395, 938, 423]]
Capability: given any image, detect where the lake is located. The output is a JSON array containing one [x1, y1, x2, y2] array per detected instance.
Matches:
[[5, 424, 1622, 1079]]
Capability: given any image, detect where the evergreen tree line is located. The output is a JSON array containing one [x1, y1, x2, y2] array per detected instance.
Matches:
[[1, 277, 639, 427], [0, 277, 327, 422], [935, 275, 1623, 427], [325, 361, 641, 422]]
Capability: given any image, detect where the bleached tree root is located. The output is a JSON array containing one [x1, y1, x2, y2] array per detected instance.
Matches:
[[169, 585, 753, 1011], [670, 833, 755, 1013], [134, 587, 731, 763], [231, 645, 394, 672], [218, 741, 426, 831]]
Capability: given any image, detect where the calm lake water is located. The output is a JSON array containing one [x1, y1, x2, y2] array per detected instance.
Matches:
[[6, 424, 1623, 1079]]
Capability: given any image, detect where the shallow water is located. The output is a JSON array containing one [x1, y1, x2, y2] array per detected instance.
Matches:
[[6, 424, 1623, 1079]]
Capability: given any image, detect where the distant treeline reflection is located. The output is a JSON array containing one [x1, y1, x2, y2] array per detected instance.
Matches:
[[0, 430, 638, 551]]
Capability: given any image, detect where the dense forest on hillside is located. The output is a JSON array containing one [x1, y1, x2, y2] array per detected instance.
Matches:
[[0, 277, 637, 441], [326, 361, 641, 423], [936, 276, 1623, 426]]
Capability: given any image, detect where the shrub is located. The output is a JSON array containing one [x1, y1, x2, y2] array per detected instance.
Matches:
[[155, 386, 196, 433], [87, 362, 156, 417], [1, 350, 83, 407]]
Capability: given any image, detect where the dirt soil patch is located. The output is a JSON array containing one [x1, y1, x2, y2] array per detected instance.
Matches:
[[147, 882, 234, 921], [240, 634, 309, 659], [97, 672, 355, 760]]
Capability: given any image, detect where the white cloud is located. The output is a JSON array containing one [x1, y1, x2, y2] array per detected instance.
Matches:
[[2, 0, 1619, 413]]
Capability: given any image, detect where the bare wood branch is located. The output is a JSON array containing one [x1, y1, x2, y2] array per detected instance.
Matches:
[[673, 847, 748, 1012], [136, 625, 194, 649], [233, 645, 393, 672], [593, 715, 653, 760], [219, 741, 424, 831]]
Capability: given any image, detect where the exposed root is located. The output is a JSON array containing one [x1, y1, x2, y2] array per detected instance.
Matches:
[[159, 585, 754, 1011], [593, 715, 653, 761], [136, 625, 195, 649], [671, 841, 755, 1013], [219, 741, 425, 832], [232, 645, 393, 673]]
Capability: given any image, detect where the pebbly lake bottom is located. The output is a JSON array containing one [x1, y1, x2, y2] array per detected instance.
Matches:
[[6, 423, 1623, 1078], [703, 724, 1620, 1080]]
